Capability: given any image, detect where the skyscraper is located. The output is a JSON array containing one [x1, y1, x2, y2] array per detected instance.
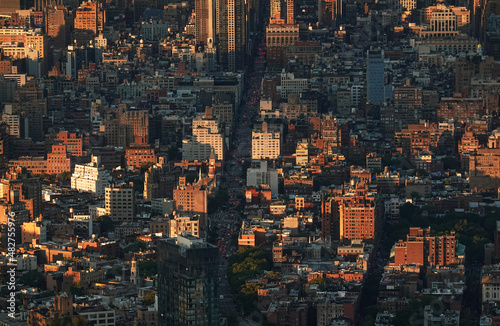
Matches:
[[318, 0, 342, 27], [46, 6, 69, 50], [195, 0, 216, 44], [285, 0, 294, 24], [218, 0, 247, 71], [366, 49, 386, 106], [158, 234, 219, 326], [270, 0, 281, 21]]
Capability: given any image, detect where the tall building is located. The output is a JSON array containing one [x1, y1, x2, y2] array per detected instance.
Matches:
[[389, 84, 424, 132], [366, 49, 390, 106], [195, 0, 215, 44], [51, 131, 84, 157], [322, 182, 380, 242], [120, 110, 149, 142], [143, 161, 179, 201], [104, 109, 149, 148], [125, 136, 156, 168], [182, 110, 224, 161], [420, 3, 465, 37], [218, 0, 247, 71], [318, 0, 342, 28], [0, 0, 20, 14], [0, 166, 42, 220], [399, 0, 416, 11], [71, 157, 112, 197], [252, 122, 281, 160], [285, 0, 294, 24], [158, 234, 219, 326], [270, 0, 281, 21], [173, 176, 208, 230], [247, 161, 279, 196], [74, 1, 105, 35], [46, 6, 69, 50], [105, 184, 135, 222], [266, 24, 299, 66], [9, 145, 72, 175], [392, 227, 463, 267], [169, 214, 201, 238]]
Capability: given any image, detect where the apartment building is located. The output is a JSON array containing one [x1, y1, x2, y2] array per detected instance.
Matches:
[[252, 122, 281, 160], [71, 157, 112, 197], [105, 183, 134, 222]]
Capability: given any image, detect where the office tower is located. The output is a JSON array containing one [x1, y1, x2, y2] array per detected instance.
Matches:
[[195, 0, 215, 44], [270, 0, 281, 21], [285, 0, 294, 24], [218, 0, 247, 71], [158, 234, 219, 326], [105, 184, 135, 222], [5, 84, 46, 142], [482, 0, 500, 44], [66, 45, 98, 79], [46, 6, 69, 50], [318, 0, 342, 27], [366, 49, 386, 106]]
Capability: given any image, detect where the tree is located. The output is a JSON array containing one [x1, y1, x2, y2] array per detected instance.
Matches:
[[140, 162, 155, 173], [415, 169, 429, 177], [95, 215, 114, 234], [139, 260, 157, 277], [18, 270, 45, 288], [227, 247, 272, 314], [70, 282, 84, 296], [142, 292, 156, 305], [266, 271, 281, 281], [71, 317, 88, 326], [57, 172, 73, 180], [124, 240, 148, 253]]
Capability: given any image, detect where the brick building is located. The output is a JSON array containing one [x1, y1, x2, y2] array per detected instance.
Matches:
[[125, 136, 156, 168], [392, 227, 463, 267]]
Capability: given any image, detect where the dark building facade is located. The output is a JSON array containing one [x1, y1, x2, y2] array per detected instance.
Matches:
[[158, 235, 219, 326]]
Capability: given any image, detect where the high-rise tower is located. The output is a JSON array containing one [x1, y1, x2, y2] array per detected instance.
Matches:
[[218, 0, 247, 71], [195, 0, 216, 44], [285, 0, 294, 24], [367, 49, 386, 106], [270, 0, 282, 21], [158, 234, 219, 326]]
